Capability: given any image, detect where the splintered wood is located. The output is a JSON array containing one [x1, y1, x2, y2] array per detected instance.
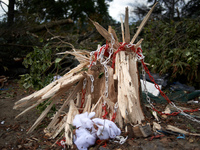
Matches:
[[115, 51, 144, 124], [13, 3, 158, 145]]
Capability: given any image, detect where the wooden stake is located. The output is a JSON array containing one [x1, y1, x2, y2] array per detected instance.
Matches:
[[131, 2, 158, 44], [120, 16, 125, 43], [135, 38, 144, 49], [108, 26, 118, 43], [124, 7, 130, 43], [90, 19, 120, 49]]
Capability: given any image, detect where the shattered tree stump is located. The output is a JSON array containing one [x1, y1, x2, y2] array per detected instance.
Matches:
[[114, 51, 144, 124], [13, 3, 160, 147]]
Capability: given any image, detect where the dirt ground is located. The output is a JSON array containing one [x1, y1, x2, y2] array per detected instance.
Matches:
[[0, 80, 200, 150]]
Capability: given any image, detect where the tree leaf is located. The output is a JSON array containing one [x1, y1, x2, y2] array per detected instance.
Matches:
[[55, 58, 62, 64]]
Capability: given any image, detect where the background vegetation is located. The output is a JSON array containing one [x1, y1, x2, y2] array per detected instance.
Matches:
[[0, 0, 200, 88]]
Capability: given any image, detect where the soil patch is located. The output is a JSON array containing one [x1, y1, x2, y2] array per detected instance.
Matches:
[[0, 80, 200, 150]]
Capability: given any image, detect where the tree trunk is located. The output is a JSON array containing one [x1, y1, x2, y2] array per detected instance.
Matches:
[[8, 0, 15, 26]]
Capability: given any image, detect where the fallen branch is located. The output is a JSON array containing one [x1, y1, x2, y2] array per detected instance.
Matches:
[[28, 19, 73, 32]]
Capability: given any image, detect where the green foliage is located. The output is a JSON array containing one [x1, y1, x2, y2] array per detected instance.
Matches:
[[140, 19, 200, 86], [36, 99, 56, 117], [20, 44, 54, 90], [15, 0, 113, 25]]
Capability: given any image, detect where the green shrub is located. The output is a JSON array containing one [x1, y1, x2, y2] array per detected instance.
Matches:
[[139, 19, 200, 86], [20, 44, 54, 90]]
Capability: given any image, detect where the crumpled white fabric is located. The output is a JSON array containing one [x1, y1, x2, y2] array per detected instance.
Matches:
[[73, 112, 95, 130], [92, 118, 121, 140], [74, 128, 96, 150], [72, 112, 121, 150]]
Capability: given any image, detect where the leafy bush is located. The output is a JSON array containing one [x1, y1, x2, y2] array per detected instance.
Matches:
[[20, 44, 55, 90], [139, 19, 200, 87]]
